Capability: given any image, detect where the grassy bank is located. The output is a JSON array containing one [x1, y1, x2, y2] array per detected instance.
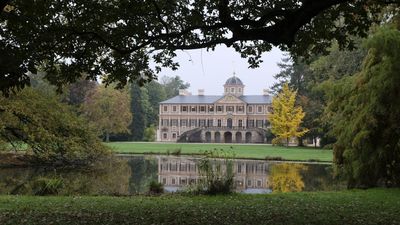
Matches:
[[0, 189, 399, 225], [106, 142, 333, 162]]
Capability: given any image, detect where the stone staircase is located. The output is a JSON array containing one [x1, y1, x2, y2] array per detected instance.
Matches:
[[177, 128, 203, 142]]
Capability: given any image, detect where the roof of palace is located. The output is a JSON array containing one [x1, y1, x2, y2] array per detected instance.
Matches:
[[160, 76, 271, 104], [160, 95, 272, 104], [224, 76, 243, 85]]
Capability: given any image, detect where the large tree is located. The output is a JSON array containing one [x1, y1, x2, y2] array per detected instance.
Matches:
[[82, 85, 132, 142], [160, 76, 190, 99], [272, 42, 367, 147], [0, 87, 109, 165], [144, 81, 166, 126], [324, 23, 400, 188], [1, 0, 395, 95], [270, 83, 308, 146], [130, 83, 147, 141]]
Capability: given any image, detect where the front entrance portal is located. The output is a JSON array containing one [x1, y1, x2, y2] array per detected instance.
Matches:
[[227, 118, 233, 129], [245, 132, 252, 143], [236, 132, 242, 143], [224, 132, 232, 143], [205, 132, 211, 143], [215, 132, 221, 143]]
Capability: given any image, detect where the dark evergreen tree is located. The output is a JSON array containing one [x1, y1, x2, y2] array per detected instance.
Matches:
[[130, 83, 147, 141], [144, 81, 166, 126], [324, 23, 400, 187]]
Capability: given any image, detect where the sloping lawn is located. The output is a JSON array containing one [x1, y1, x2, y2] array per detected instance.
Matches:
[[0, 189, 399, 225], [106, 142, 333, 162]]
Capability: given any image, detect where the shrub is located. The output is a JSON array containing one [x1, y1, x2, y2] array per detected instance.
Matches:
[[148, 180, 164, 194], [194, 150, 235, 195], [143, 125, 156, 142], [32, 177, 64, 195], [272, 138, 284, 146], [265, 156, 283, 161], [166, 148, 181, 156], [171, 148, 181, 156]]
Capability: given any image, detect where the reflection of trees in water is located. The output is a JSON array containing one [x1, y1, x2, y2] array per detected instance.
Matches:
[[269, 163, 307, 193], [128, 156, 158, 194], [300, 164, 343, 191], [0, 157, 131, 195]]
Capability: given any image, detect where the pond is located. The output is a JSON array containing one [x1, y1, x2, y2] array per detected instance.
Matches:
[[0, 155, 345, 195]]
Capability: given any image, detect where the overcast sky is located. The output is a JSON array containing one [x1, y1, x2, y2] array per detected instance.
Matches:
[[157, 46, 286, 95]]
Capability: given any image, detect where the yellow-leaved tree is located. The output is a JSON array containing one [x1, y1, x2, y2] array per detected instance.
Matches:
[[270, 83, 308, 146]]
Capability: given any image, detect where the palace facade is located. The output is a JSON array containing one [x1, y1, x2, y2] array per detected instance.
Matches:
[[157, 76, 272, 143]]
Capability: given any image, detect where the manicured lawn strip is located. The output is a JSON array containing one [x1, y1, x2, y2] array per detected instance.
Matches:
[[0, 189, 399, 225], [106, 142, 333, 162]]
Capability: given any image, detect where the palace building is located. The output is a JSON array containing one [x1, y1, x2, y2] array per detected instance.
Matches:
[[157, 76, 272, 143]]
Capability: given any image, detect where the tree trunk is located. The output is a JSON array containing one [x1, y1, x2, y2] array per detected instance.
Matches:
[[298, 137, 304, 147], [287, 137, 289, 147], [314, 137, 317, 148], [105, 131, 110, 142]]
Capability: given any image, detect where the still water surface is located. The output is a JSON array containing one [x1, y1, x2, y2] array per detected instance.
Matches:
[[0, 155, 344, 195]]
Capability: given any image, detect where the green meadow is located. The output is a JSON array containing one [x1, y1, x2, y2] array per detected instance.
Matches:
[[106, 142, 333, 162], [1, 189, 399, 225]]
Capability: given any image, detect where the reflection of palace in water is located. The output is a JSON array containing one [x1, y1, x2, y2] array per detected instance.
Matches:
[[157, 156, 270, 193]]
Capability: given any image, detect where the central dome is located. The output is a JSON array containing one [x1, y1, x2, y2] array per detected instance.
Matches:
[[225, 76, 243, 85]]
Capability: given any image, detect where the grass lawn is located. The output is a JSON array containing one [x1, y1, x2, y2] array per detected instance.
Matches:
[[0, 189, 399, 225], [106, 142, 333, 162]]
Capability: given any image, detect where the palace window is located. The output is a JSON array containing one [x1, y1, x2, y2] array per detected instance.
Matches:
[[200, 106, 206, 112], [237, 106, 244, 112], [172, 133, 177, 139], [217, 119, 222, 127], [248, 120, 254, 128], [163, 106, 168, 112], [199, 119, 206, 127], [258, 106, 263, 113], [226, 106, 234, 112], [190, 119, 196, 127], [182, 106, 188, 112], [161, 119, 169, 126], [163, 133, 167, 139], [256, 120, 263, 128], [208, 105, 214, 112], [207, 119, 213, 127], [172, 106, 177, 112], [231, 87, 234, 93], [171, 119, 178, 126], [191, 106, 197, 112], [248, 106, 253, 113], [217, 106, 223, 112], [238, 120, 243, 127], [239, 88, 242, 93], [181, 120, 187, 127], [180, 178, 187, 185]]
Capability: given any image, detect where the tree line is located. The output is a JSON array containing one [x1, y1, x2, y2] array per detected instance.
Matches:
[[66, 75, 189, 142], [270, 17, 400, 188]]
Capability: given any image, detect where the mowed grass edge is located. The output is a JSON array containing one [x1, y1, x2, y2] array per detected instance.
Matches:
[[0, 189, 399, 225], [106, 142, 333, 162]]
